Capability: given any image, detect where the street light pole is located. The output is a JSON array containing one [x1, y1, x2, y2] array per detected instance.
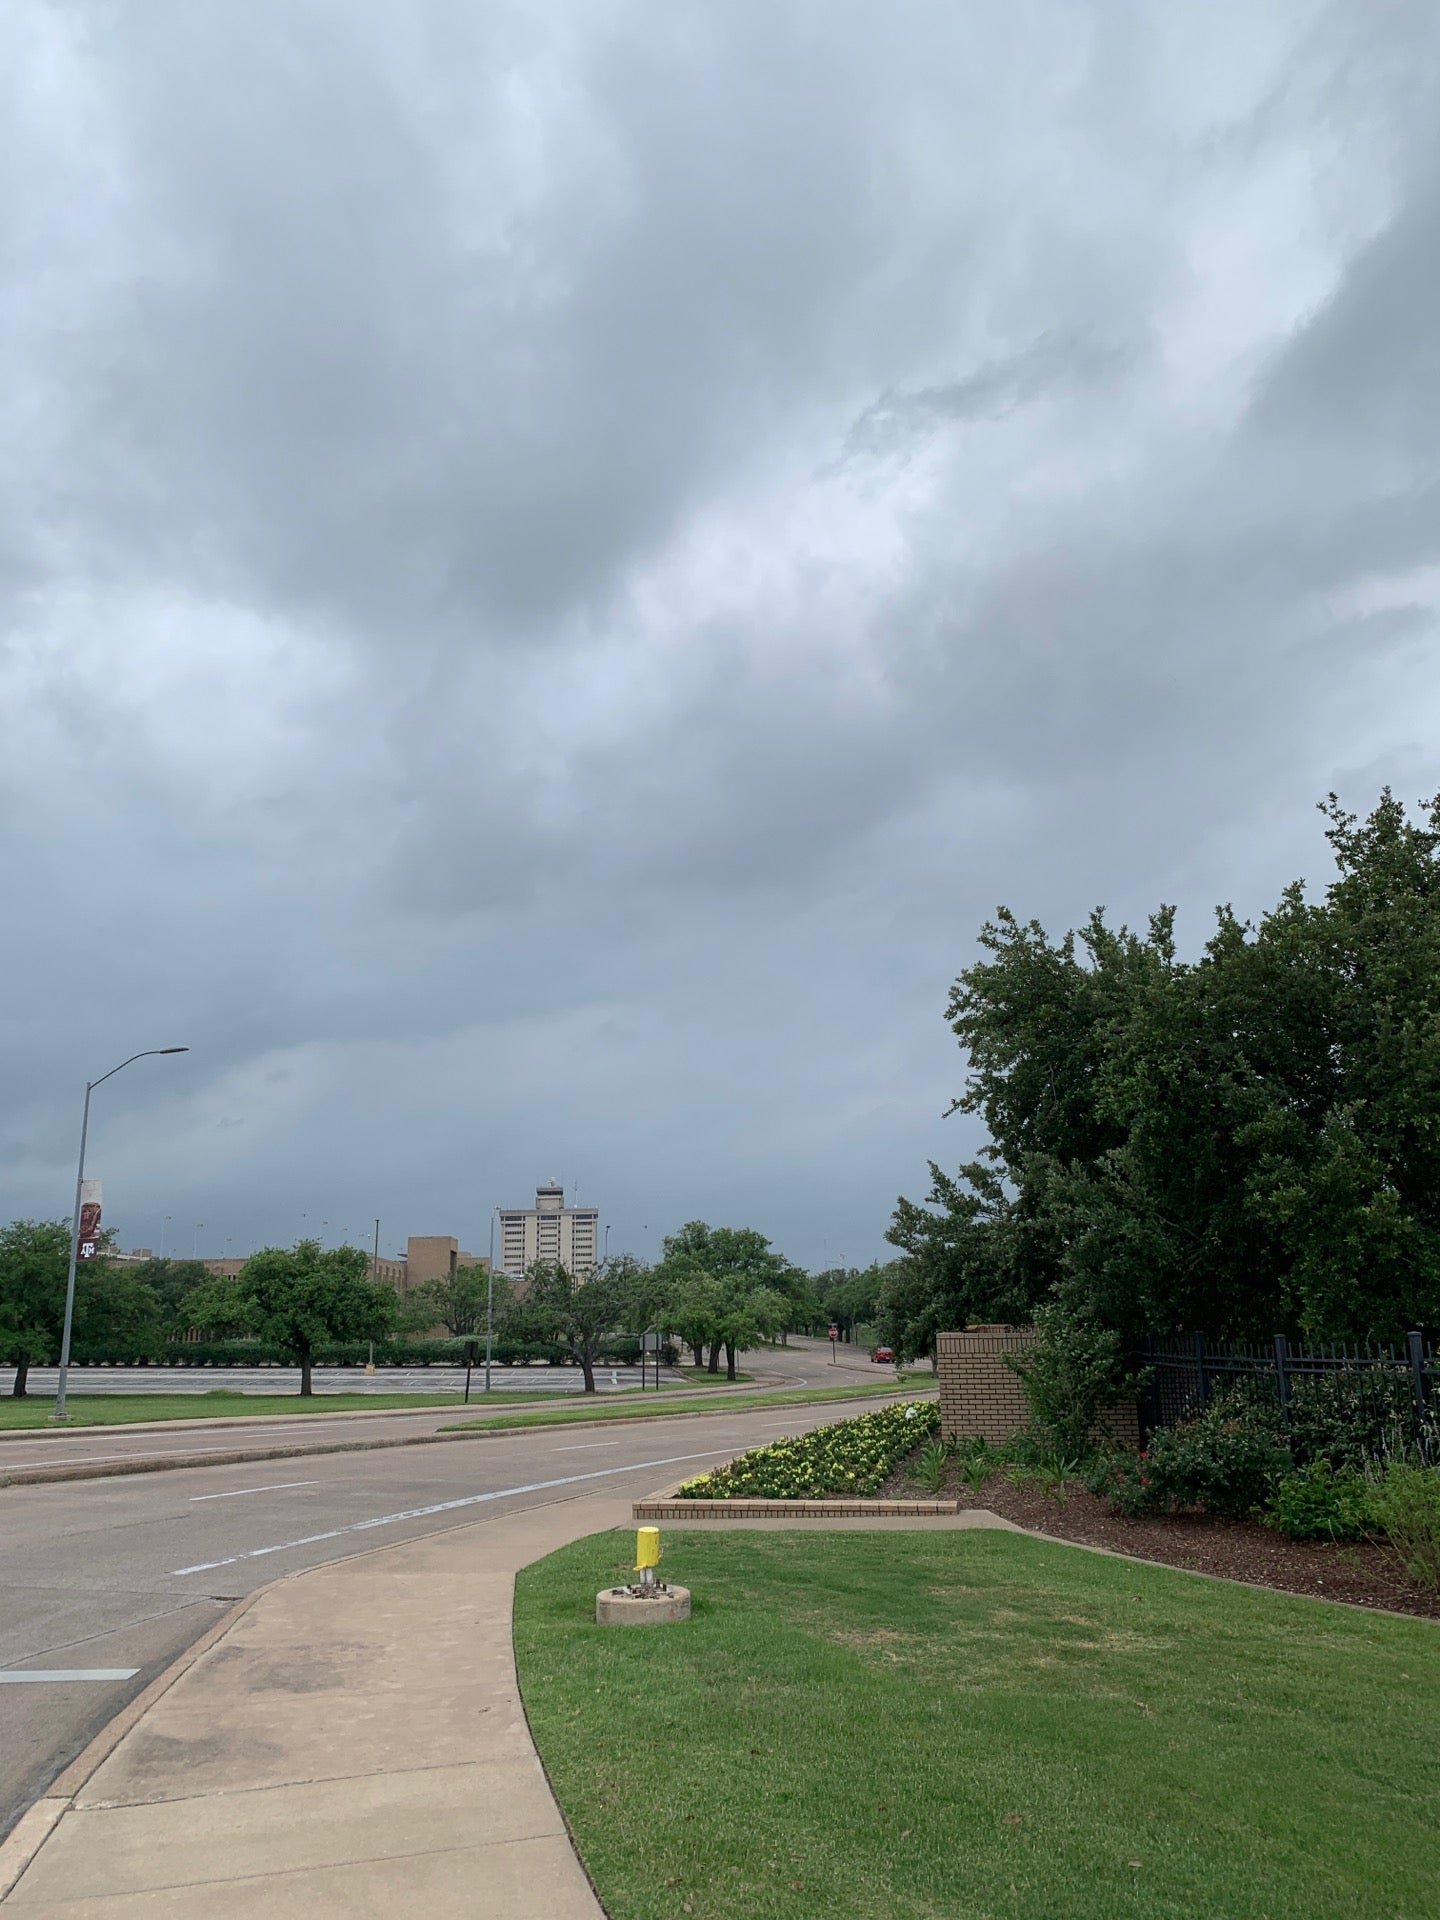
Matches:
[[486, 1206, 502, 1394], [54, 1047, 189, 1423]]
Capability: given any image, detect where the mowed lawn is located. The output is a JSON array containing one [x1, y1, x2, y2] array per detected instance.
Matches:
[[514, 1529, 1439, 1920], [0, 1377, 930, 1432]]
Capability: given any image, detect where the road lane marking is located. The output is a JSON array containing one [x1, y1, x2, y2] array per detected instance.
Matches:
[[190, 1481, 320, 1502], [169, 1447, 732, 1576], [548, 1442, 621, 1452], [0, 1669, 140, 1683]]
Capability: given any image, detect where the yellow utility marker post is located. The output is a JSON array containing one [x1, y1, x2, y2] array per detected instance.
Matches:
[[635, 1526, 661, 1589], [596, 1527, 692, 1625]]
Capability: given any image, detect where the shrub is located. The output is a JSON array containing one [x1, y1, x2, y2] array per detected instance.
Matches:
[[958, 1451, 995, 1498], [1366, 1462, 1440, 1591], [1085, 1451, 1153, 1518], [1091, 1394, 1289, 1519], [913, 1440, 947, 1494], [1005, 1300, 1144, 1460], [1266, 1461, 1372, 1542], [676, 1402, 939, 1500], [1286, 1371, 1426, 1470]]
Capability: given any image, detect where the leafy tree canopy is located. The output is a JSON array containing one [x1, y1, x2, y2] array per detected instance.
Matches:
[[0, 1219, 71, 1396], [510, 1257, 645, 1391], [884, 792, 1440, 1348], [653, 1222, 802, 1376], [191, 1239, 396, 1393], [401, 1264, 507, 1338]]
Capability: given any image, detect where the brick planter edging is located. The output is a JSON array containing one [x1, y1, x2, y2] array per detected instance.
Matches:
[[634, 1480, 960, 1521]]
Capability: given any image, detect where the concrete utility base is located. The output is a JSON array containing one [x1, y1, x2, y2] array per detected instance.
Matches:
[[595, 1584, 692, 1626]]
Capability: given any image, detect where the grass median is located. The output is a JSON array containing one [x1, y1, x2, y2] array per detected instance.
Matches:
[[515, 1528, 1439, 1920], [0, 1389, 547, 1429], [439, 1377, 935, 1436], [0, 1373, 932, 1433]]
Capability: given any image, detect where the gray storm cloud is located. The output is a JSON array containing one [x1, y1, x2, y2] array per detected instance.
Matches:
[[2, 1, 1438, 1266]]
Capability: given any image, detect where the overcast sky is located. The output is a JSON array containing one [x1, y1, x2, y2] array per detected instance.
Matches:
[[3, 2, 1438, 1270]]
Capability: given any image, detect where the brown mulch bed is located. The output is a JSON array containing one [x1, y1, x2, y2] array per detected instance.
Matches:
[[877, 1458, 1440, 1621]]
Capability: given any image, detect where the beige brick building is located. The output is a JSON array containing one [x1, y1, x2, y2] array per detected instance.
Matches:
[[189, 1236, 484, 1295], [497, 1185, 600, 1279]]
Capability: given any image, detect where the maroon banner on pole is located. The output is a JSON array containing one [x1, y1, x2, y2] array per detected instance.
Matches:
[[78, 1179, 103, 1261]]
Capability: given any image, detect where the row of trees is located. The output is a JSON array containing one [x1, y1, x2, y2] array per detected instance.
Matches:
[[0, 1222, 225, 1395], [879, 792, 1440, 1355], [3, 1216, 892, 1397]]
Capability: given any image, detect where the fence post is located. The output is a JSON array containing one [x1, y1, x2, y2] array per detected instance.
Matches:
[[1406, 1331, 1428, 1421], [1273, 1334, 1292, 1425], [1193, 1331, 1210, 1411], [1136, 1335, 1151, 1445]]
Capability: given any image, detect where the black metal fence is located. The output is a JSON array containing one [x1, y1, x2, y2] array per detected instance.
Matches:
[[1140, 1331, 1437, 1461]]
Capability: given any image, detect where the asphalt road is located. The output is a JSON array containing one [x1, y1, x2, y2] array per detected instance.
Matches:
[[0, 1402, 510, 1480], [0, 1386, 909, 1841]]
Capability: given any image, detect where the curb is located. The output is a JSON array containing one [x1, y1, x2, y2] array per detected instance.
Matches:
[[0, 1591, 263, 1902], [0, 1428, 474, 1489], [0, 1401, 488, 1445], [0, 1484, 640, 1905]]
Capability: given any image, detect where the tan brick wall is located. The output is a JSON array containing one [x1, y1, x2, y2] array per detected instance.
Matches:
[[937, 1326, 1139, 1450], [936, 1326, 1034, 1444]]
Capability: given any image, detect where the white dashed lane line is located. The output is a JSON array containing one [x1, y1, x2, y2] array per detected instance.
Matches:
[[1, 1669, 140, 1683], [169, 1447, 732, 1577], [190, 1481, 320, 1502]]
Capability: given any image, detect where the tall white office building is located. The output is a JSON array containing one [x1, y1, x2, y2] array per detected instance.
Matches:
[[498, 1184, 600, 1279]]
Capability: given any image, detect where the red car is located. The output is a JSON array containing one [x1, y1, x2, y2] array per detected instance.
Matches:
[[870, 1345, 895, 1363]]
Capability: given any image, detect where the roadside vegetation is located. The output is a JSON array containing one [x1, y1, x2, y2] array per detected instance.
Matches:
[[676, 1401, 939, 1499], [879, 792, 1440, 1358], [0, 1389, 563, 1430], [442, 1377, 936, 1438], [516, 1528, 1440, 1920]]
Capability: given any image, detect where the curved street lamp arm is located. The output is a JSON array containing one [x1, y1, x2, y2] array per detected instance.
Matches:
[[89, 1046, 189, 1094]]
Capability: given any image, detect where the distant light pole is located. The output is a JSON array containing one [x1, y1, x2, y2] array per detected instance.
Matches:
[[54, 1048, 189, 1422], [486, 1206, 503, 1393], [193, 1221, 204, 1260], [159, 1214, 171, 1260]]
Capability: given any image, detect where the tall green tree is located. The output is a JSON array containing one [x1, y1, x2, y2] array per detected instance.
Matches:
[[665, 1273, 727, 1368], [72, 1260, 164, 1361], [889, 792, 1440, 1347], [653, 1222, 798, 1376], [123, 1258, 212, 1340], [404, 1264, 507, 1339], [190, 1239, 396, 1394], [0, 1219, 70, 1397], [511, 1257, 644, 1392]]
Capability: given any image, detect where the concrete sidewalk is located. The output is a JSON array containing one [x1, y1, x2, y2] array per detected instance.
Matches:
[[0, 1492, 638, 1917], [1, 1493, 1006, 1917]]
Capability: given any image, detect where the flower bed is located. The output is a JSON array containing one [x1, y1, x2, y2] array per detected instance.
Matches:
[[676, 1401, 939, 1499]]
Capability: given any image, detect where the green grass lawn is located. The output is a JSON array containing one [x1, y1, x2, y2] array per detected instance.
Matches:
[[445, 1378, 934, 1437], [0, 1389, 557, 1430], [515, 1529, 1439, 1920]]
